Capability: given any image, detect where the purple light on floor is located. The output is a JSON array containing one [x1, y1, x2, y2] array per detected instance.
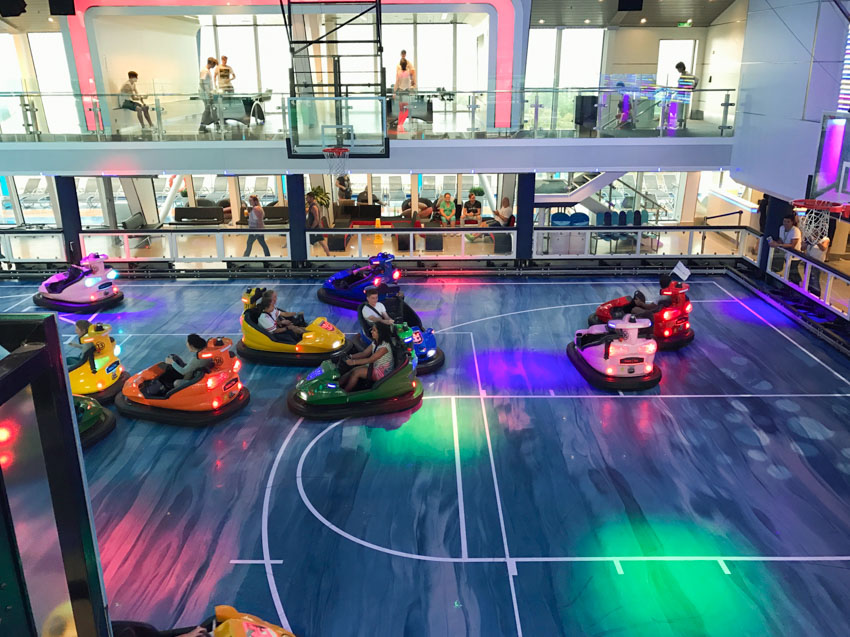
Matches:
[[460, 349, 579, 393], [817, 117, 847, 191]]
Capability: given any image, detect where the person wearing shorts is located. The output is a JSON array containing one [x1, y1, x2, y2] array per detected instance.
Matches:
[[306, 193, 330, 256], [119, 71, 153, 128]]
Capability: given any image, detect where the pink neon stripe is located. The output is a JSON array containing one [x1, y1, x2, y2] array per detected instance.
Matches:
[[69, 0, 515, 130]]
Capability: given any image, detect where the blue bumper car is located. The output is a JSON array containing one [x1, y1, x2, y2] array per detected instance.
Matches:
[[317, 252, 401, 309], [356, 297, 445, 375]]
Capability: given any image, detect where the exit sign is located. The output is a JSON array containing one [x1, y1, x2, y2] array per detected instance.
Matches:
[[677, 22, 693, 27]]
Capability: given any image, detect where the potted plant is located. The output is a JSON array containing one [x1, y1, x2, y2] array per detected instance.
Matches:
[[309, 185, 330, 211]]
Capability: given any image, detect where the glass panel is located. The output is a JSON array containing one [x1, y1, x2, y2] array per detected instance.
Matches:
[[287, 97, 386, 155], [698, 229, 741, 256], [175, 233, 218, 259], [742, 231, 761, 264], [0, 33, 26, 135], [650, 230, 692, 256], [826, 273, 850, 317], [215, 26, 259, 93], [80, 233, 126, 260], [222, 231, 289, 259], [536, 230, 588, 256], [28, 32, 81, 135], [559, 29, 604, 87], [311, 227, 515, 259], [382, 25, 414, 91], [1, 387, 74, 632], [257, 26, 291, 95], [76, 177, 105, 227], [7, 233, 64, 261], [128, 233, 170, 259], [15, 176, 55, 226], [2, 177, 17, 226]]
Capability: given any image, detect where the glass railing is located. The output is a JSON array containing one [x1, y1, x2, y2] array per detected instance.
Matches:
[[0, 230, 67, 263], [306, 226, 516, 260], [78, 229, 290, 263], [532, 225, 758, 260], [767, 245, 850, 320], [0, 86, 736, 143]]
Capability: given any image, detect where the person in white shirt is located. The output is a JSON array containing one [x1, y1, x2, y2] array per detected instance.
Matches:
[[361, 287, 394, 325], [493, 196, 513, 226], [215, 55, 236, 92], [119, 71, 153, 128], [769, 213, 803, 284], [806, 235, 830, 297], [257, 294, 304, 341], [198, 57, 217, 133]]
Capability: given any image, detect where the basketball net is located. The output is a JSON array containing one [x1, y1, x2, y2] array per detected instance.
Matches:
[[791, 199, 846, 245], [323, 147, 350, 179]]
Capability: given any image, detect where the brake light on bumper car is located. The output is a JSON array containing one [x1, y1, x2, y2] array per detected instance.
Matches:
[[392, 269, 401, 280], [373, 277, 382, 287], [233, 359, 242, 372], [645, 364, 653, 373], [606, 367, 614, 375], [663, 329, 671, 338], [212, 399, 220, 409], [642, 342, 657, 354], [684, 302, 693, 314]]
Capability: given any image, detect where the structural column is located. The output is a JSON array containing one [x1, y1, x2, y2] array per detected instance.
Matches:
[[515, 173, 535, 261], [54, 176, 83, 263], [286, 174, 307, 263]]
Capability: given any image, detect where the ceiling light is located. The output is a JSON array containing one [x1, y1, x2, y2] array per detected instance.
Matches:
[[687, 18, 693, 23], [539, 19, 545, 24], [48, 16, 54, 22], [584, 19, 591, 24], [640, 18, 646, 23]]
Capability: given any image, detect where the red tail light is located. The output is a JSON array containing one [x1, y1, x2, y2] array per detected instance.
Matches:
[[207, 376, 220, 390], [606, 367, 614, 375], [392, 270, 401, 280], [0, 425, 14, 444], [684, 302, 693, 314], [212, 399, 220, 409], [0, 452, 13, 469], [233, 359, 242, 372], [237, 382, 242, 391], [643, 341, 657, 354], [411, 380, 416, 388], [90, 294, 97, 301], [685, 322, 690, 330], [373, 277, 382, 287], [644, 364, 653, 373], [662, 310, 674, 321], [112, 286, 119, 293], [663, 329, 671, 338]]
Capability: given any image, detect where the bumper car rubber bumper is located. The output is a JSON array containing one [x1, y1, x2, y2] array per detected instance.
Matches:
[[657, 328, 695, 351], [33, 291, 124, 313], [286, 387, 422, 420], [115, 387, 250, 426], [236, 338, 354, 367], [316, 286, 363, 310], [79, 408, 116, 449], [567, 342, 661, 392], [81, 371, 130, 405]]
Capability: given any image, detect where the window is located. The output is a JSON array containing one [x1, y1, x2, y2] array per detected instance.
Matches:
[[28, 32, 80, 134], [416, 24, 453, 91], [0, 35, 25, 135], [524, 29, 557, 88], [382, 24, 414, 89], [657, 40, 697, 87], [15, 176, 57, 226], [257, 26, 291, 94], [216, 26, 259, 93], [559, 29, 604, 88]]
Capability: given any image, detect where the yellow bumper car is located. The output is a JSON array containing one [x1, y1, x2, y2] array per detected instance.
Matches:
[[236, 287, 353, 366], [68, 322, 129, 403]]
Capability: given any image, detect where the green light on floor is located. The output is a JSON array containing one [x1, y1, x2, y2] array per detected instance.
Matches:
[[563, 521, 771, 636], [368, 398, 482, 464]]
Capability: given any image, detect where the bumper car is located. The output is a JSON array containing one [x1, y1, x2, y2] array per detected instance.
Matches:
[[33, 252, 123, 312], [236, 287, 353, 366], [116, 337, 250, 426], [317, 251, 402, 309], [588, 282, 694, 351], [68, 322, 129, 404], [568, 315, 662, 391], [74, 395, 116, 448], [287, 340, 423, 420], [356, 298, 445, 374]]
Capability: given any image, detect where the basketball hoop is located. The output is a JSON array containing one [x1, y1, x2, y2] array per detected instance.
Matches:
[[791, 199, 849, 244], [323, 147, 350, 177]]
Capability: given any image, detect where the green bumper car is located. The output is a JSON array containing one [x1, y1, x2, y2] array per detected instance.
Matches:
[[74, 395, 116, 448], [287, 350, 423, 420]]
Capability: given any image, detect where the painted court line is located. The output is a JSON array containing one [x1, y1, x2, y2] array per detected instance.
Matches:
[[469, 332, 524, 637], [712, 281, 850, 388], [0, 293, 29, 300], [3, 297, 31, 312], [451, 398, 469, 560], [230, 559, 283, 565], [261, 417, 302, 633]]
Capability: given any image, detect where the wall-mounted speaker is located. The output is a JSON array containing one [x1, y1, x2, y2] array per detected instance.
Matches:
[[48, 0, 75, 15], [0, 1, 27, 17], [617, 0, 643, 10]]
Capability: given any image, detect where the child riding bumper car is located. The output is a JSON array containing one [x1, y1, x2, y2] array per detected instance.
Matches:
[[287, 330, 423, 420], [237, 287, 352, 365], [68, 322, 129, 403], [317, 252, 402, 309], [588, 276, 694, 351], [74, 395, 116, 448], [356, 297, 444, 374], [33, 252, 123, 312], [116, 336, 249, 426], [568, 315, 662, 391]]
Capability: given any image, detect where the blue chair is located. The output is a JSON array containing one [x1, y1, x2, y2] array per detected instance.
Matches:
[[551, 212, 572, 226], [570, 212, 590, 226]]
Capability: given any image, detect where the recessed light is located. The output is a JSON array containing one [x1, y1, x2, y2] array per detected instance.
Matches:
[[48, 16, 54, 22], [640, 18, 647, 23], [584, 19, 591, 24], [539, 19, 545, 24]]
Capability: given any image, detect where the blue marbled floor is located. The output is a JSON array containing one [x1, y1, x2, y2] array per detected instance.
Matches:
[[3, 274, 850, 636]]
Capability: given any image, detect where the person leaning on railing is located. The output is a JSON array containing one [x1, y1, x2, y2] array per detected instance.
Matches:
[[805, 235, 830, 297], [768, 213, 802, 285]]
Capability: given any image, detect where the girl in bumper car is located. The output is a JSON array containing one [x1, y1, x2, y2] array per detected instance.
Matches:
[[340, 322, 395, 392]]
